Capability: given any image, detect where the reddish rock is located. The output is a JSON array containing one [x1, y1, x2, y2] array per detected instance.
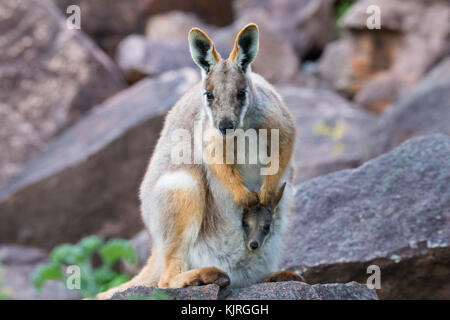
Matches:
[[372, 57, 450, 156], [234, 0, 336, 58], [147, 0, 234, 26], [49, 0, 153, 55], [318, 0, 450, 112], [121, 10, 299, 84]]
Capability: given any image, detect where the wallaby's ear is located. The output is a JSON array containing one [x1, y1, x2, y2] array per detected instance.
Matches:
[[188, 28, 221, 74], [273, 182, 287, 208], [229, 23, 259, 73]]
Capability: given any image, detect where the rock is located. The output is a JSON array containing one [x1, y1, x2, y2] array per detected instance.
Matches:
[[279, 86, 376, 183], [372, 57, 450, 156], [0, 68, 200, 250], [48, 0, 153, 55], [111, 282, 377, 300], [282, 135, 450, 299], [318, 0, 450, 112], [223, 281, 377, 300], [122, 10, 299, 84], [111, 284, 220, 300], [145, 11, 208, 44], [0, 0, 125, 189], [0, 245, 80, 300], [116, 35, 195, 83], [147, 0, 233, 27], [213, 10, 300, 84], [234, 0, 336, 58]]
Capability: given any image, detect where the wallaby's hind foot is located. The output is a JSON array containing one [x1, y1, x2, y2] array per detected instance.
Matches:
[[262, 270, 306, 283], [159, 267, 230, 289]]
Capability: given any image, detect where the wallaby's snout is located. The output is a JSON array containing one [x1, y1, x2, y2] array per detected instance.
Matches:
[[218, 119, 236, 136], [248, 240, 260, 251]]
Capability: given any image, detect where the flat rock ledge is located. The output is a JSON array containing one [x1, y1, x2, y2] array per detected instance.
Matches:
[[110, 281, 378, 300]]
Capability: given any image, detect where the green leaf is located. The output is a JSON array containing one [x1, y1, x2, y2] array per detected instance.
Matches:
[[104, 274, 131, 291], [78, 236, 104, 255], [49, 244, 86, 265], [31, 262, 63, 290], [99, 239, 137, 266], [93, 266, 116, 285]]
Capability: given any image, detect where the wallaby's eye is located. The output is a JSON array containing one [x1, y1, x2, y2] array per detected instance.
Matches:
[[263, 224, 271, 234], [242, 220, 249, 229], [204, 91, 214, 102], [237, 89, 247, 101]]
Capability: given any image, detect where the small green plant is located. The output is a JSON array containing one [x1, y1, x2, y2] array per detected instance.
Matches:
[[31, 236, 137, 299], [0, 264, 10, 300]]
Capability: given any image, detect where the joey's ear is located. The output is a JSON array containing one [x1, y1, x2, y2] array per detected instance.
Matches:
[[229, 23, 259, 73], [273, 183, 287, 208], [188, 28, 221, 74]]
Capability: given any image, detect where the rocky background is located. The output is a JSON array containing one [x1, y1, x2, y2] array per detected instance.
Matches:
[[0, 0, 449, 300]]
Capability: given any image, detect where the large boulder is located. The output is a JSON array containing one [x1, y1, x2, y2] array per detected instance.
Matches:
[[318, 0, 450, 112], [0, 245, 80, 300], [48, 0, 153, 55], [0, 68, 199, 250], [279, 87, 376, 183], [111, 282, 378, 300], [0, 0, 125, 189], [282, 135, 450, 299], [372, 57, 450, 156], [234, 0, 336, 58], [49, 0, 233, 56], [118, 10, 299, 84], [147, 0, 234, 27]]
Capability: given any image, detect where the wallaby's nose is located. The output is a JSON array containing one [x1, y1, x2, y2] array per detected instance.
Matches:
[[219, 120, 235, 135], [249, 241, 259, 251]]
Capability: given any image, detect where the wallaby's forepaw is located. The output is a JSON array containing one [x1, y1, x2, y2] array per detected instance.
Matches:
[[188, 267, 230, 288], [262, 270, 306, 283], [159, 267, 230, 289]]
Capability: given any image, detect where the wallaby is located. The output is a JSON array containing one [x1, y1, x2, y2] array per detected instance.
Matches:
[[97, 23, 299, 299], [242, 183, 286, 252]]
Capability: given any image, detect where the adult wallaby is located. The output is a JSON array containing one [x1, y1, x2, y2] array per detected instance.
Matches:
[[97, 23, 299, 299]]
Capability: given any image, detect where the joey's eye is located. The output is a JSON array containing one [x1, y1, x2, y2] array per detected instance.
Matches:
[[204, 91, 214, 102], [263, 224, 271, 233], [242, 221, 249, 229], [237, 89, 247, 101]]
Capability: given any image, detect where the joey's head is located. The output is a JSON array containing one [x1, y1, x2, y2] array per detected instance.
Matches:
[[188, 24, 259, 136], [242, 183, 286, 251]]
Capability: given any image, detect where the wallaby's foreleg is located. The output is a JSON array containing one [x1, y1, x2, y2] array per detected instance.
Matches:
[[208, 162, 258, 207], [258, 124, 295, 206]]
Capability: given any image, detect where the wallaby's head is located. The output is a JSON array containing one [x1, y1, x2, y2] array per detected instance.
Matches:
[[242, 183, 286, 251], [188, 24, 259, 136]]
